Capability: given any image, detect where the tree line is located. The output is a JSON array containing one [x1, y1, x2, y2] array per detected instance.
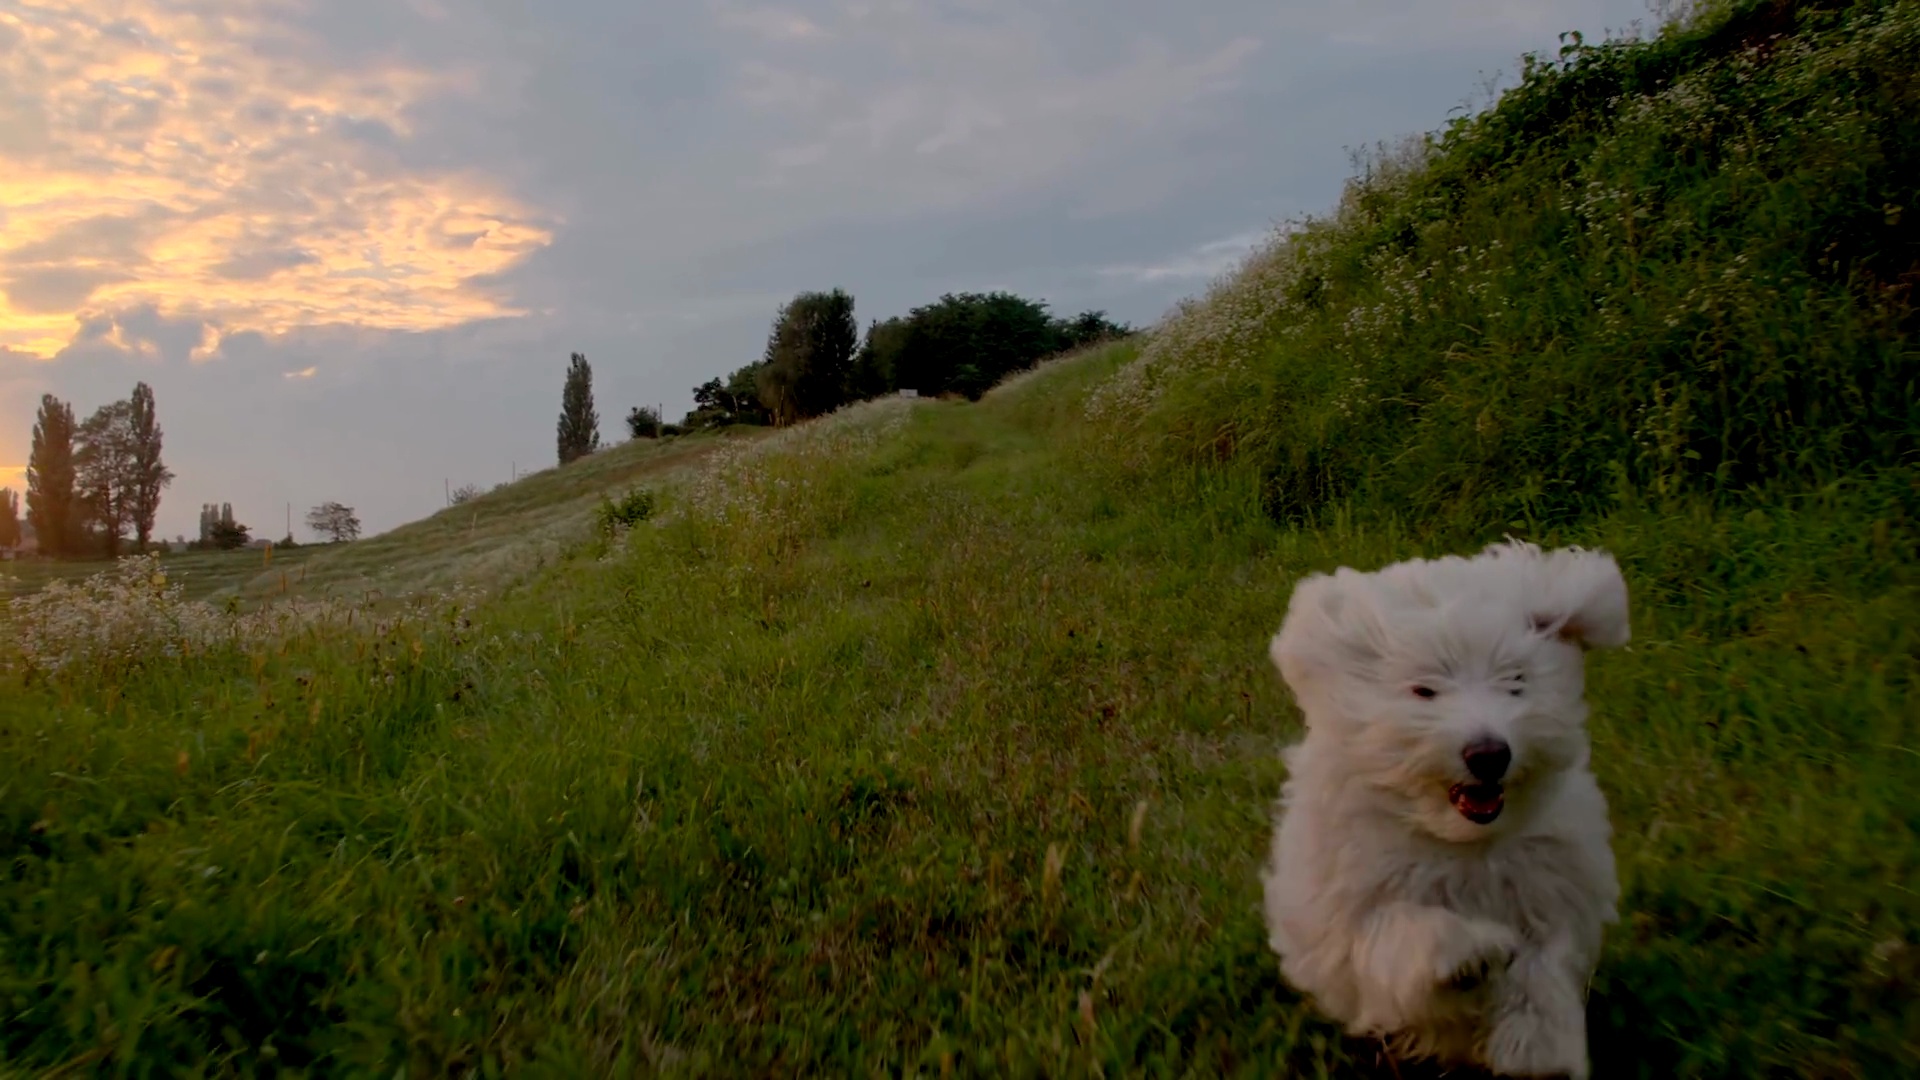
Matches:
[[2, 385, 366, 559], [555, 289, 1133, 462], [6, 385, 174, 558]]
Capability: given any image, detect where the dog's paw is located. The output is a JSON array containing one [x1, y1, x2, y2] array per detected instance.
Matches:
[[1432, 920, 1519, 993], [1485, 1009, 1589, 1079]]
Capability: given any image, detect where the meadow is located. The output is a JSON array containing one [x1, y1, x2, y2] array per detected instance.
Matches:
[[3, 1, 1917, 1076]]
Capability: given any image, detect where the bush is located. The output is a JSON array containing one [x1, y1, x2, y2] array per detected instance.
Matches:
[[208, 519, 251, 550], [626, 406, 662, 439], [594, 487, 657, 535]]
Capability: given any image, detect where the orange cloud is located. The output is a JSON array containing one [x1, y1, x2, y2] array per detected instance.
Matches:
[[0, 465, 26, 492], [0, 0, 555, 360]]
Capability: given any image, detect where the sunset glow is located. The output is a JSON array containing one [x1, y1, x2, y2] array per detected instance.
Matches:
[[0, 0, 554, 361]]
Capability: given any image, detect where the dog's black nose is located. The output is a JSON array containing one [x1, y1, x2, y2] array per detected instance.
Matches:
[[1462, 738, 1511, 782]]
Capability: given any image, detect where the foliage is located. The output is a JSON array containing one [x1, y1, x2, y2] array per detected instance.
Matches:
[[306, 502, 363, 543], [683, 363, 774, 430], [197, 502, 239, 547], [593, 487, 657, 536], [208, 518, 251, 551], [449, 484, 484, 506], [556, 351, 602, 465], [757, 288, 861, 425], [849, 315, 909, 400], [127, 381, 174, 550], [891, 291, 1063, 400], [1091, 0, 1920, 534], [1054, 309, 1136, 352], [0, 487, 19, 549], [25, 394, 78, 557], [626, 405, 662, 440], [26, 383, 174, 559], [76, 398, 136, 557]]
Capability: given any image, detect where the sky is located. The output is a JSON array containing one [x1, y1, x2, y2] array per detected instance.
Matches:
[[1, 0, 1659, 542]]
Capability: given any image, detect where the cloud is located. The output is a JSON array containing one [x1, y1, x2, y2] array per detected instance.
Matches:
[[284, 366, 318, 380], [0, 0, 1660, 544], [0, 0, 555, 359], [1312, 0, 1649, 50], [0, 464, 24, 492], [715, 4, 1266, 218], [716, 4, 829, 42], [1097, 228, 1279, 285]]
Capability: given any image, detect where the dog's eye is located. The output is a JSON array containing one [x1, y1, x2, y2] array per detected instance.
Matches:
[[1412, 686, 1437, 700]]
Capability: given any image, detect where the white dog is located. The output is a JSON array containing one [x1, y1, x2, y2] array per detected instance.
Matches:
[[1260, 540, 1630, 1078]]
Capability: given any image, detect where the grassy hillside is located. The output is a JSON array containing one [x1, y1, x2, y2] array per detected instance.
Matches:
[[1091, 0, 1918, 533], [3, 1, 1917, 1076], [0, 428, 753, 608], [2, 546, 329, 604]]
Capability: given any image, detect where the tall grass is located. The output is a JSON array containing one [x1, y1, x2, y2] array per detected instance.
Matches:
[[1092, 0, 1918, 535], [1, 1, 1915, 1075]]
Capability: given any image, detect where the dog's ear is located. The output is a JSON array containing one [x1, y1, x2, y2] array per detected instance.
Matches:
[[1516, 545, 1631, 650], [1270, 568, 1387, 697]]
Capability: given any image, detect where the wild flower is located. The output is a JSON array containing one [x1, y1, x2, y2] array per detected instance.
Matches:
[[1, 553, 480, 678], [658, 396, 915, 568]]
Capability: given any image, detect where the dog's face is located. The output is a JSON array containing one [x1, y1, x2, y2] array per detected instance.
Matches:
[[1270, 540, 1630, 842]]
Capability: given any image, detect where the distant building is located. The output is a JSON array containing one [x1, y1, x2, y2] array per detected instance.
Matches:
[[897, 388, 919, 398]]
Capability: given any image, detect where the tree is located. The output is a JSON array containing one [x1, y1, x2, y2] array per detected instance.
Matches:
[[449, 483, 483, 505], [76, 399, 136, 557], [196, 502, 250, 550], [1054, 310, 1135, 351], [626, 405, 662, 439], [757, 288, 859, 424], [682, 363, 773, 430], [26, 394, 78, 557], [306, 501, 362, 543], [209, 517, 251, 550], [199, 503, 226, 545], [556, 352, 601, 465], [127, 382, 173, 550], [0, 487, 19, 550], [849, 316, 910, 400], [890, 292, 1059, 400]]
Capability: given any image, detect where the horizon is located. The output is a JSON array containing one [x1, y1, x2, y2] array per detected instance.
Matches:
[[1, 0, 1658, 543]]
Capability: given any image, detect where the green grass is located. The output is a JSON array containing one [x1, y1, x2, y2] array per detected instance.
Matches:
[[212, 427, 760, 608], [2, 428, 755, 611], [3, 354, 1914, 1076], [1, 548, 327, 604], [4, 1, 1918, 1075]]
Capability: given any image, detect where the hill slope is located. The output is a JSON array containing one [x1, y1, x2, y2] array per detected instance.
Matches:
[[3, 1, 1917, 1076]]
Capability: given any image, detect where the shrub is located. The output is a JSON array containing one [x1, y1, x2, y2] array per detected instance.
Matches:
[[594, 487, 657, 536], [626, 406, 662, 440]]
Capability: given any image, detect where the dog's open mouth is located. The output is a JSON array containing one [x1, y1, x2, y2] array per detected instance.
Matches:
[[1448, 781, 1505, 824]]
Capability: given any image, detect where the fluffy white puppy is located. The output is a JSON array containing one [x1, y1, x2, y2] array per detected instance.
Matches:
[[1260, 539, 1630, 1078]]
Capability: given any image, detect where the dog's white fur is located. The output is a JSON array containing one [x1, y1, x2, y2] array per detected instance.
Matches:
[[1260, 539, 1629, 1078]]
